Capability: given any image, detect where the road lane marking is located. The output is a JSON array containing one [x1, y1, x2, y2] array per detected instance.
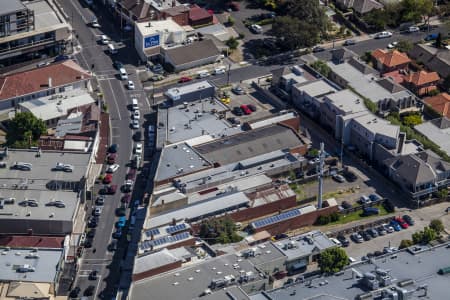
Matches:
[[105, 79, 122, 120]]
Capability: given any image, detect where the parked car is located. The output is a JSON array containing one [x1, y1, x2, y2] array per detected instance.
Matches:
[[106, 164, 119, 173], [367, 228, 379, 238], [424, 33, 438, 41], [247, 104, 257, 112], [383, 223, 395, 233], [103, 174, 112, 184], [121, 194, 131, 204], [343, 39, 356, 46], [343, 170, 357, 182], [107, 240, 117, 252], [126, 169, 136, 180], [390, 220, 402, 231], [131, 119, 139, 129], [107, 153, 117, 164], [351, 233, 364, 243], [227, 117, 241, 125], [108, 144, 118, 153], [54, 55, 70, 62], [112, 228, 122, 239], [232, 86, 245, 95], [362, 207, 379, 216], [358, 195, 371, 204], [134, 143, 143, 155], [360, 230, 371, 241], [100, 184, 117, 195], [90, 18, 100, 28], [115, 207, 126, 217], [387, 41, 398, 49], [233, 106, 244, 116], [402, 214, 414, 226], [113, 61, 124, 70], [133, 131, 142, 141], [92, 206, 102, 216], [95, 197, 105, 206], [100, 34, 109, 45], [116, 217, 126, 228], [240, 104, 252, 115], [179, 76, 192, 83], [332, 174, 346, 183], [312, 46, 326, 52], [368, 194, 381, 202], [408, 26, 420, 33], [395, 216, 409, 229], [336, 235, 350, 247], [375, 31, 393, 39], [69, 287, 81, 298], [84, 285, 95, 296], [341, 201, 352, 209], [127, 80, 135, 90]]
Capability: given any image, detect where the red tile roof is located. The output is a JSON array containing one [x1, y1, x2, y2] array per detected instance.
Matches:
[[404, 70, 440, 86], [424, 93, 450, 118], [189, 4, 211, 21], [0, 235, 64, 248], [0, 60, 91, 100], [372, 49, 411, 68]]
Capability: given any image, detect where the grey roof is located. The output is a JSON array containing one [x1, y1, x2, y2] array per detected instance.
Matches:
[[384, 153, 435, 185], [134, 248, 181, 275], [154, 142, 212, 182], [0, 248, 62, 283], [415, 120, 450, 156], [263, 243, 450, 300], [194, 286, 251, 300], [324, 89, 367, 115], [26, 0, 64, 30], [130, 253, 266, 300], [430, 117, 450, 129], [55, 114, 83, 137], [294, 80, 337, 98], [165, 81, 214, 99], [408, 44, 450, 78], [271, 231, 335, 261], [165, 98, 240, 144], [415, 150, 450, 172], [0, 149, 90, 222], [244, 242, 286, 268], [145, 192, 250, 229], [193, 125, 304, 166], [351, 113, 400, 140], [249, 111, 299, 130], [164, 39, 220, 67], [0, 0, 25, 15], [352, 0, 383, 14]]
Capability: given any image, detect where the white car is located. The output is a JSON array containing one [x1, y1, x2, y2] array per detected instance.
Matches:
[[375, 31, 393, 39], [100, 35, 109, 45], [387, 41, 398, 49], [408, 26, 420, 33], [332, 174, 346, 183], [134, 143, 143, 155], [106, 164, 119, 173], [91, 19, 100, 28], [131, 119, 139, 129], [133, 110, 140, 120], [127, 80, 135, 90]]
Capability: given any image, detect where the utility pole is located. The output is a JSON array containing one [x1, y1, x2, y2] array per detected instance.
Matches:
[[226, 63, 231, 87], [317, 142, 325, 209]]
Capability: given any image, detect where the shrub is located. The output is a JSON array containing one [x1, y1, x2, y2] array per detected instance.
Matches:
[[383, 199, 395, 213], [399, 239, 413, 249], [429, 219, 444, 234], [315, 215, 330, 225]]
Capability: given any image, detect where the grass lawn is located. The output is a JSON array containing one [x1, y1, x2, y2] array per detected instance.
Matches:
[[327, 204, 390, 226]]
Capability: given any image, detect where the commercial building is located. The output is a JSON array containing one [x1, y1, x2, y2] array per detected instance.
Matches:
[[0, 60, 91, 111], [164, 80, 215, 104], [292, 79, 338, 117], [0, 148, 91, 235], [0, 0, 71, 67]]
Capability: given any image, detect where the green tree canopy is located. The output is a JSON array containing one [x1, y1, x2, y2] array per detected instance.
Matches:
[[310, 60, 331, 78], [396, 40, 413, 53], [198, 217, 243, 245], [403, 114, 422, 127], [429, 219, 444, 234], [399, 239, 413, 249], [271, 16, 320, 50], [6, 112, 47, 148], [281, 0, 328, 33], [225, 37, 239, 50], [318, 247, 349, 274]]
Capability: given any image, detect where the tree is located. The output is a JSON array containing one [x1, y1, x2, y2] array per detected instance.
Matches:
[[436, 32, 442, 48], [6, 112, 47, 148], [282, 0, 328, 33], [399, 239, 413, 249], [402, 114, 422, 127], [443, 75, 450, 93], [412, 226, 437, 244], [319, 248, 349, 274], [437, 188, 449, 200], [400, 0, 433, 24], [396, 40, 413, 53], [271, 16, 320, 50], [310, 60, 331, 78], [225, 37, 239, 50], [429, 219, 444, 234]]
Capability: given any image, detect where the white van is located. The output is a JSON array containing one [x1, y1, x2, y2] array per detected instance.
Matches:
[[214, 66, 226, 75], [132, 98, 139, 110], [197, 70, 210, 78], [119, 68, 128, 80], [107, 43, 117, 54]]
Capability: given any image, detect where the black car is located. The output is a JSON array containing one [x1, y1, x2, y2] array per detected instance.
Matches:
[[343, 170, 357, 182], [336, 235, 350, 247], [343, 39, 356, 46], [84, 285, 95, 296], [108, 144, 118, 153], [95, 197, 104, 206], [274, 233, 289, 240], [306, 168, 317, 176], [113, 61, 124, 70], [341, 201, 352, 209], [87, 229, 96, 238], [284, 278, 294, 285], [359, 230, 371, 241], [367, 228, 378, 238], [312, 46, 325, 53], [133, 131, 142, 141], [402, 214, 414, 226], [233, 107, 243, 116], [107, 240, 118, 252], [227, 117, 241, 125], [247, 104, 257, 112], [84, 239, 93, 248], [115, 207, 126, 217], [69, 287, 81, 298], [89, 270, 98, 280]]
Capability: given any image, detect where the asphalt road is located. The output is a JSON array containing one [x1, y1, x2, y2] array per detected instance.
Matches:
[[57, 1, 151, 298]]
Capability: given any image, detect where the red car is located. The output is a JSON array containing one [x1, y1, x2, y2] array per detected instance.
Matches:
[[103, 174, 113, 184], [179, 76, 192, 83], [101, 184, 117, 195], [107, 153, 117, 164], [240, 104, 252, 115], [126, 169, 136, 180], [395, 216, 409, 229]]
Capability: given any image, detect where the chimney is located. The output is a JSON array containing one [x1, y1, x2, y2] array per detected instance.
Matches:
[[48, 77, 52, 88]]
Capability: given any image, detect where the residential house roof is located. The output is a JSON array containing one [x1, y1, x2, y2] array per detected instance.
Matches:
[[0, 60, 91, 101], [404, 70, 440, 86], [163, 39, 220, 67], [408, 44, 450, 78], [162, 4, 190, 16], [189, 4, 211, 22], [352, 0, 383, 14], [372, 49, 411, 68], [424, 93, 450, 118], [384, 153, 436, 186], [415, 117, 450, 156]]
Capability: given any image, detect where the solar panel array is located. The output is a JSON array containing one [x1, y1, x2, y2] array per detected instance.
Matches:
[[251, 209, 301, 229], [140, 232, 191, 251], [144, 228, 161, 238], [166, 223, 187, 234]]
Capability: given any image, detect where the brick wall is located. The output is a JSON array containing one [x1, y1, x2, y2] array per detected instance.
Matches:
[[132, 260, 182, 282], [228, 196, 297, 222]]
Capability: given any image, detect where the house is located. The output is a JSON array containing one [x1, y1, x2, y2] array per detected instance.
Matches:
[[0, 0, 71, 68], [408, 44, 450, 78], [0, 60, 91, 111], [403, 70, 440, 96], [336, 0, 383, 14], [372, 49, 411, 74], [415, 117, 450, 156], [162, 4, 190, 26], [188, 4, 213, 27], [384, 150, 450, 200], [423, 93, 450, 118], [115, 0, 181, 24]]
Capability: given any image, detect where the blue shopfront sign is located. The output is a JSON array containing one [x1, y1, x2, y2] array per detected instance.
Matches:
[[144, 34, 160, 48]]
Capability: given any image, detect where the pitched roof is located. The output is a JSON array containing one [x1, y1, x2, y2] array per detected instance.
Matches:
[[164, 39, 220, 66], [430, 116, 450, 129], [189, 4, 211, 21], [0, 60, 91, 101], [0, 235, 64, 248], [353, 0, 383, 14], [372, 49, 411, 68], [404, 70, 440, 86], [408, 44, 450, 78], [385, 154, 435, 185], [424, 93, 450, 118]]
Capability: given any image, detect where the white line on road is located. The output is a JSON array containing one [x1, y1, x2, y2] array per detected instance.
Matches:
[[94, 274, 102, 298], [105, 80, 122, 120]]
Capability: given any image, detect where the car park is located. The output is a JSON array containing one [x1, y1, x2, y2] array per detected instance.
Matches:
[[127, 80, 135, 90], [375, 31, 393, 39], [336, 235, 350, 247], [332, 174, 346, 183], [402, 214, 414, 226], [106, 164, 119, 173], [390, 220, 402, 231], [351, 233, 364, 243]]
